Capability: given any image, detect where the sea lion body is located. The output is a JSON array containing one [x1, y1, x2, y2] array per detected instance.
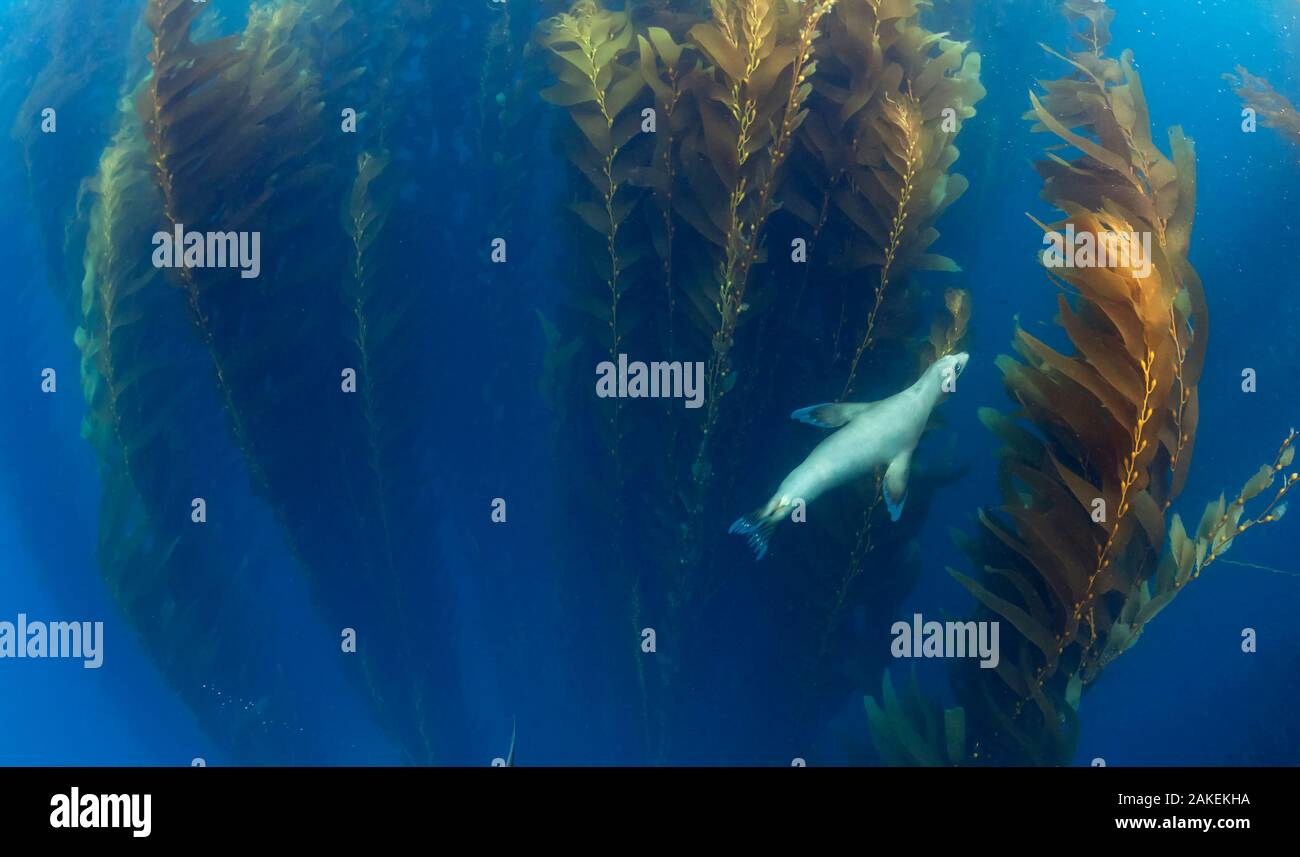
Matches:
[[729, 352, 968, 559]]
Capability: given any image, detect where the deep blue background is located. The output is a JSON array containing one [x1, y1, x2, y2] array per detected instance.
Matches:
[[1, 0, 1297, 765]]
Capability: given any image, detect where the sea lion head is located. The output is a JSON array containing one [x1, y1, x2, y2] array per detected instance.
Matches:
[[933, 351, 969, 384]]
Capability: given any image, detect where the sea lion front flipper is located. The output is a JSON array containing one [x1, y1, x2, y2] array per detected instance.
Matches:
[[791, 401, 880, 429], [883, 450, 912, 521]]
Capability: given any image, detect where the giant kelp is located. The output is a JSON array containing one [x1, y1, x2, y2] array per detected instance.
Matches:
[[867, 0, 1291, 766], [539, 2, 653, 486], [77, 102, 310, 761], [3, 0, 314, 762], [327, 0, 462, 764], [535, 0, 983, 759], [673, 0, 838, 387], [477, 0, 549, 236], [537, 0, 664, 751], [7, 0, 138, 318], [1223, 66, 1300, 149], [124, 0, 459, 762], [784, 0, 985, 397], [7, 0, 470, 763], [953, 0, 1205, 765]]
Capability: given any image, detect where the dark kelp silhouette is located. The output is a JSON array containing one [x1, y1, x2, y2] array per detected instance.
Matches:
[[22, 0, 465, 763], [78, 99, 312, 761], [9, 0, 138, 319]]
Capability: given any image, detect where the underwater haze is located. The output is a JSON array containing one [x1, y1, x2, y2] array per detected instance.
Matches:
[[0, 0, 1298, 767]]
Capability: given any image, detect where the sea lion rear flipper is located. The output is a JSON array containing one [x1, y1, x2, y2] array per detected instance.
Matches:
[[728, 497, 790, 560], [791, 401, 879, 429], [884, 450, 911, 521]]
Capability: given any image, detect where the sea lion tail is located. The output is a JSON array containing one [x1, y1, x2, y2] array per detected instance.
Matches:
[[728, 497, 788, 560]]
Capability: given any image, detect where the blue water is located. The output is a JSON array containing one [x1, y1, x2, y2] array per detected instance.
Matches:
[[1, 0, 1297, 766]]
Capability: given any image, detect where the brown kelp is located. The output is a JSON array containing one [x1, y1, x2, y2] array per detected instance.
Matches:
[[867, 0, 1293, 766], [116, 0, 457, 762], [784, 0, 984, 398], [1223, 66, 1300, 148], [958, 0, 1204, 763], [535, 0, 983, 757], [674, 0, 838, 401]]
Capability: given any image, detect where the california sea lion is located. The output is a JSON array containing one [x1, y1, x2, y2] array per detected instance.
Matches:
[[729, 352, 969, 559]]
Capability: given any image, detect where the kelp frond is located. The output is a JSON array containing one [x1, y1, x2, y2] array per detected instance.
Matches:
[[791, 0, 983, 392], [948, 2, 1208, 765], [135, 0, 454, 763], [1090, 432, 1297, 677], [539, 1, 649, 473], [841, 87, 921, 399], [865, 670, 967, 766], [78, 101, 305, 761], [636, 25, 696, 354], [683, 0, 837, 380], [1223, 66, 1300, 148]]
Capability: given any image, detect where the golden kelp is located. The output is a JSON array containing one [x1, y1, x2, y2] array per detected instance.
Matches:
[[785, 0, 984, 397], [953, 0, 1204, 764], [867, 0, 1292, 766]]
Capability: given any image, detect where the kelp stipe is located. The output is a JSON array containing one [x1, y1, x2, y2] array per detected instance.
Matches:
[[477, 0, 549, 237], [331, 0, 461, 763], [1089, 432, 1296, 678], [537, 0, 664, 752], [636, 23, 695, 363], [679, 0, 838, 375]]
